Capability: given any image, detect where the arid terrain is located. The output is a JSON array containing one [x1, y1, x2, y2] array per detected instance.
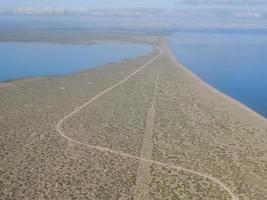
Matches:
[[0, 34, 267, 200]]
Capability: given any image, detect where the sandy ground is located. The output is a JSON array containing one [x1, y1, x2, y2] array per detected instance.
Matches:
[[0, 37, 266, 199], [133, 70, 159, 200]]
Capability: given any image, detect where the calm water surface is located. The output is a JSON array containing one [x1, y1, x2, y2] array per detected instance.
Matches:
[[0, 42, 152, 81], [171, 32, 267, 117]]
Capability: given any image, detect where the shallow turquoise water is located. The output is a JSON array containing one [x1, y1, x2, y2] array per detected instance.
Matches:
[[171, 32, 267, 117], [0, 42, 152, 81]]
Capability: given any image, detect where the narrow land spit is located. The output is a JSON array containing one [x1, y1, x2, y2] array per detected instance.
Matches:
[[56, 48, 238, 200]]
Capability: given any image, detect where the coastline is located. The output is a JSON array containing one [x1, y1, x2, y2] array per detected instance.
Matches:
[[0, 41, 155, 87], [1, 35, 266, 199], [167, 48, 267, 124], [1, 34, 265, 123]]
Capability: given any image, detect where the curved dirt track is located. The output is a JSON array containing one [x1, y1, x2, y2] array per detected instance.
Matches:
[[56, 49, 238, 200]]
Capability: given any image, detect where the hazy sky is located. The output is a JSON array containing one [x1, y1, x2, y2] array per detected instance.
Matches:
[[1, 0, 173, 9], [1, 0, 266, 29], [1, 0, 266, 9]]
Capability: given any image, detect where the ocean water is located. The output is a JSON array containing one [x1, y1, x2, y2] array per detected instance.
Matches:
[[171, 32, 267, 118], [0, 42, 152, 81]]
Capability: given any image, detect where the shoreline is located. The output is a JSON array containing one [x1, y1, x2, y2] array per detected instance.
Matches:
[[1, 36, 265, 122], [167, 48, 267, 123], [0, 41, 155, 86], [1, 35, 266, 199]]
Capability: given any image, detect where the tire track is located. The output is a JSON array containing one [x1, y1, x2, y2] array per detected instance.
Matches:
[[134, 69, 160, 200], [56, 49, 238, 200]]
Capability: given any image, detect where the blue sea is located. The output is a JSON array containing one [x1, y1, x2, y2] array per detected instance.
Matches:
[[171, 32, 267, 118], [0, 42, 152, 81]]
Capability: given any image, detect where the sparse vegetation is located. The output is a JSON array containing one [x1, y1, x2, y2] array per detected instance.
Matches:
[[0, 34, 266, 199]]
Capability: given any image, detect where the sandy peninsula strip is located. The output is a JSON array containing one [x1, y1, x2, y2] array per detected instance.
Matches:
[[1, 36, 266, 199]]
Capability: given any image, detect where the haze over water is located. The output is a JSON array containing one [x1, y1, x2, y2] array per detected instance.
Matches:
[[0, 42, 152, 81], [171, 32, 267, 118]]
